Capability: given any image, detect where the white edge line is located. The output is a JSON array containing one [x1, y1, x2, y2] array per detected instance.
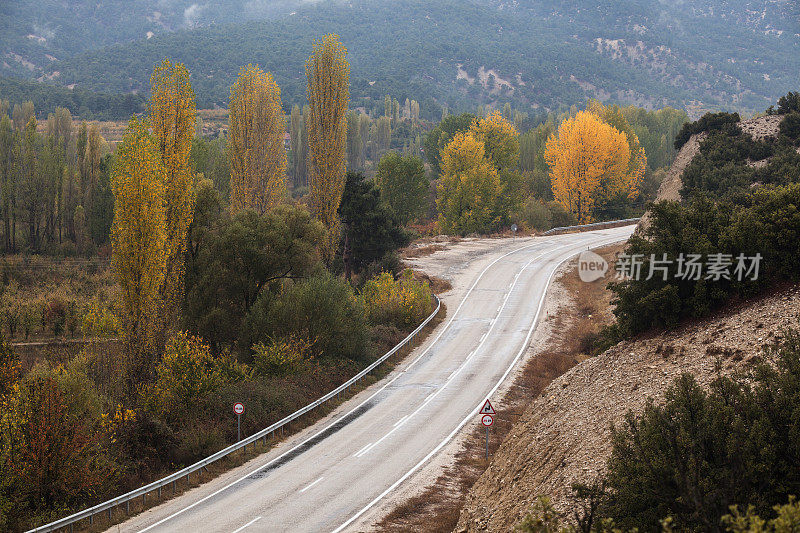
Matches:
[[392, 415, 409, 427], [299, 477, 324, 493], [137, 239, 543, 532], [231, 516, 262, 533], [330, 232, 631, 533]]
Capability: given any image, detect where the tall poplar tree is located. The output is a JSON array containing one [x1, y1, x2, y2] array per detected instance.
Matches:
[[149, 58, 196, 336], [111, 117, 167, 369], [228, 64, 287, 214], [290, 104, 302, 187], [306, 34, 350, 260]]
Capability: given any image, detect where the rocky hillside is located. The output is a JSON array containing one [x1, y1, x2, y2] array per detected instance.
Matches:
[[636, 113, 785, 234], [455, 283, 800, 532]]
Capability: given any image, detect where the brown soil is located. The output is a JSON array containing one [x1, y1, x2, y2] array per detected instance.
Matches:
[[455, 283, 800, 532]]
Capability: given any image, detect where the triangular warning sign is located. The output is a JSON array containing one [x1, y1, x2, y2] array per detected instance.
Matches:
[[480, 399, 496, 415]]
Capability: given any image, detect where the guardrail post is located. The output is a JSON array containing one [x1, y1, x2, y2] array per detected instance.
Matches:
[[126, 501, 130, 514], [143, 493, 146, 506], [173, 480, 177, 493], [108, 507, 112, 520], [158, 486, 162, 498]]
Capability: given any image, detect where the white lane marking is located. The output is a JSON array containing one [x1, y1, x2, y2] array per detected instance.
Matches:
[[331, 232, 632, 533], [137, 238, 544, 532], [231, 516, 262, 533], [299, 477, 324, 493], [353, 442, 373, 457], [352, 241, 574, 458], [393, 415, 409, 427]]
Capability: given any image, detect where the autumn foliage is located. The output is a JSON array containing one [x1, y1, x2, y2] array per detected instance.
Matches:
[[306, 34, 350, 261], [149, 59, 196, 340], [360, 270, 433, 329], [228, 64, 287, 214], [470, 111, 520, 171], [545, 110, 641, 223], [437, 131, 503, 234], [110, 117, 167, 361]]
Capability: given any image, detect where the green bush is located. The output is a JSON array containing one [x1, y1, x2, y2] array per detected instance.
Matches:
[[776, 92, 800, 115], [779, 113, 800, 145], [603, 331, 800, 531], [246, 273, 369, 363], [611, 184, 800, 336], [674, 111, 740, 150], [515, 197, 553, 232]]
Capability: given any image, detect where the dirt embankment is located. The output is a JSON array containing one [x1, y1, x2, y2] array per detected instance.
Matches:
[[455, 283, 800, 532]]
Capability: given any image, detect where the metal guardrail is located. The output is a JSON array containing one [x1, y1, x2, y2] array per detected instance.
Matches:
[[541, 217, 641, 236], [29, 295, 442, 533]]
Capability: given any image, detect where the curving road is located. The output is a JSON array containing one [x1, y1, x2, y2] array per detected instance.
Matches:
[[111, 225, 633, 533]]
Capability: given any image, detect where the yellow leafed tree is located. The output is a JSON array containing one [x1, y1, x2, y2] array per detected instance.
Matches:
[[436, 132, 502, 235], [149, 59, 196, 337], [228, 64, 287, 214], [544, 111, 634, 223], [586, 100, 646, 205], [110, 117, 167, 366], [305, 34, 350, 261], [469, 111, 520, 171]]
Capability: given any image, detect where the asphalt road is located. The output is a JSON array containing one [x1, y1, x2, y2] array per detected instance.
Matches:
[[112, 226, 634, 533]]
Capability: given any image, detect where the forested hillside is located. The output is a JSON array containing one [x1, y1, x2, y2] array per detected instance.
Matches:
[[3, 0, 797, 118]]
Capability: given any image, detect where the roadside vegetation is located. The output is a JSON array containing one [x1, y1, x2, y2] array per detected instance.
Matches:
[[606, 93, 800, 340], [0, 37, 436, 532], [521, 329, 800, 533]]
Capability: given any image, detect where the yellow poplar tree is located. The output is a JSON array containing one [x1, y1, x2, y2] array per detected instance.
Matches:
[[469, 111, 520, 170], [544, 110, 632, 223], [149, 59, 196, 336], [436, 132, 502, 235], [305, 34, 350, 260], [228, 64, 287, 214], [110, 117, 167, 364]]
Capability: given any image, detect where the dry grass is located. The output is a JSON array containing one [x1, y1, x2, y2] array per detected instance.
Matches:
[[412, 271, 453, 295], [403, 244, 448, 259], [376, 243, 625, 532]]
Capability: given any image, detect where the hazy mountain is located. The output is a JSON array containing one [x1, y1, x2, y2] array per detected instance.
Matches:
[[2, 0, 797, 118]]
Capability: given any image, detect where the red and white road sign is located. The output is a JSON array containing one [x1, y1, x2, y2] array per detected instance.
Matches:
[[480, 399, 496, 415], [481, 414, 494, 427], [233, 402, 245, 415]]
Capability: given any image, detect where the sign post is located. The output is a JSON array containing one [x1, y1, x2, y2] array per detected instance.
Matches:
[[480, 399, 496, 459], [233, 402, 245, 442]]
